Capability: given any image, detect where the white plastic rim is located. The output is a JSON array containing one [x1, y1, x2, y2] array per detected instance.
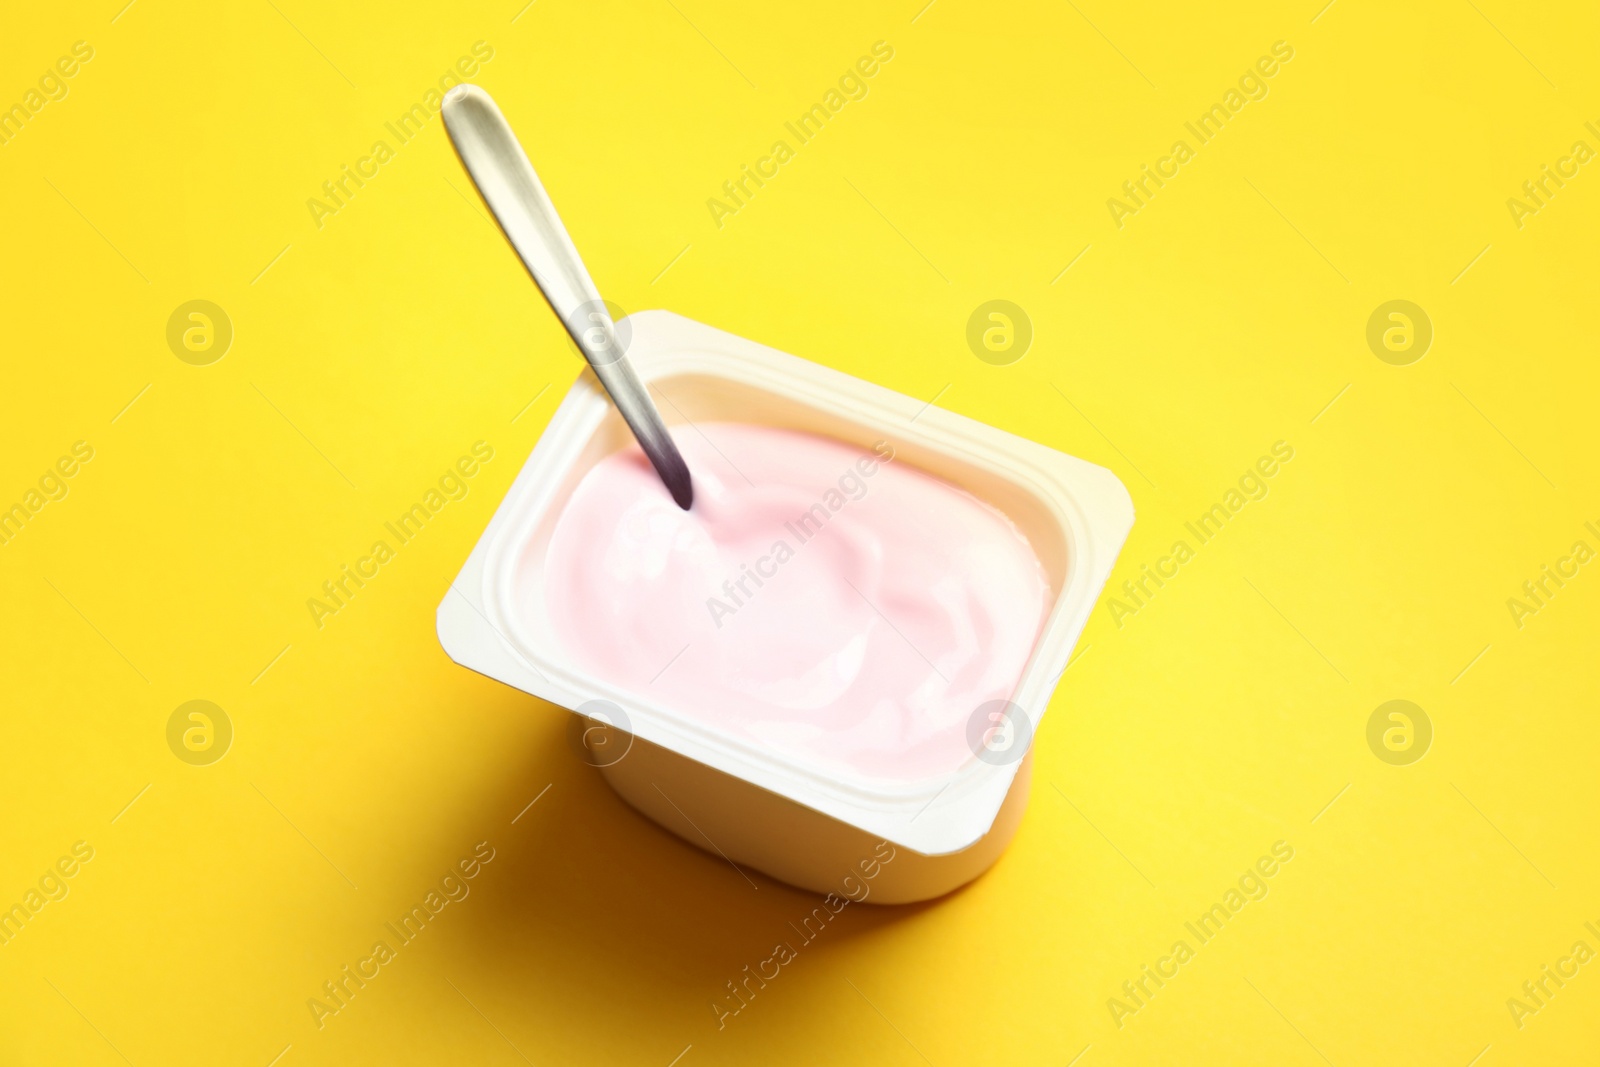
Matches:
[[437, 310, 1134, 856]]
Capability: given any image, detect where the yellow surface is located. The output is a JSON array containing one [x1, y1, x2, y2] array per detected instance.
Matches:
[[2, 1, 1597, 1063]]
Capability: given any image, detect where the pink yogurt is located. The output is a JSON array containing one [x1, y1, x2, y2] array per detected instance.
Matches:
[[544, 423, 1051, 782]]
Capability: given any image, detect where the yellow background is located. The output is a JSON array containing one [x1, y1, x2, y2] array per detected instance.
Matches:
[[3, 0, 1597, 1063]]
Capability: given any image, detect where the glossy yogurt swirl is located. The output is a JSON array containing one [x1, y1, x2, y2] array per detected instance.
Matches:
[[544, 423, 1050, 782]]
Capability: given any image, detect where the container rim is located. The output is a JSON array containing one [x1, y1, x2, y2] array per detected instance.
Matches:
[[438, 310, 1135, 854]]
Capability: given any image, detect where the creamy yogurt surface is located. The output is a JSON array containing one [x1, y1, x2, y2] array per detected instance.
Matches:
[[544, 423, 1051, 782]]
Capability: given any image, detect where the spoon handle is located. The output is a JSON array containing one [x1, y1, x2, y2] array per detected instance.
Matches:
[[442, 84, 694, 509]]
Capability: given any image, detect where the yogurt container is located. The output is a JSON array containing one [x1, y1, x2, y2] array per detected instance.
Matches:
[[437, 310, 1134, 903]]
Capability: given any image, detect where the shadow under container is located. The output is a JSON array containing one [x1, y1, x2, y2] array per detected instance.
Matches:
[[438, 310, 1133, 904]]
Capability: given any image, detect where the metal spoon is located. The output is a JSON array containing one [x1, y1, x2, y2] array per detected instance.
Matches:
[[441, 84, 694, 510]]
